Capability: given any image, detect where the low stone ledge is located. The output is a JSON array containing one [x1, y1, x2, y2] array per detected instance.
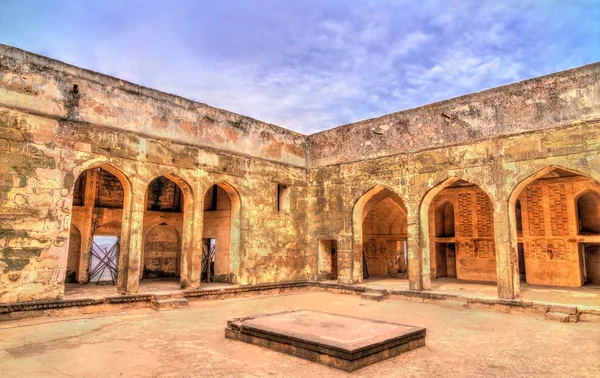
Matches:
[[185, 281, 309, 299], [0, 298, 105, 313], [389, 290, 460, 301], [105, 295, 153, 304]]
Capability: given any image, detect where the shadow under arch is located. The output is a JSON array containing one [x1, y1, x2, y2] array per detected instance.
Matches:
[[575, 189, 600, 235], [65, 224, 82, 283], [351, 185, 408, 285], [142, 173, 195, 286], [201, 180, 242, 285]]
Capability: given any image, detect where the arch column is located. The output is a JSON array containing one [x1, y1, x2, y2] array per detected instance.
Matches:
[[406, 209, 423, 291], [336, 233, 354, 284], [181, 182, 204, 289], [77, 168, 98, 283], [117, 176, 145, 294], [495, 196, 520, 299]]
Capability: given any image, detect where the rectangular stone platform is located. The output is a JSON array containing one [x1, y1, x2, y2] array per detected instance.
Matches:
[[225, 309, 426, 372]]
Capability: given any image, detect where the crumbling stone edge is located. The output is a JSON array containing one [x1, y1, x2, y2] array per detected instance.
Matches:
[[1, 281, 598, 323]]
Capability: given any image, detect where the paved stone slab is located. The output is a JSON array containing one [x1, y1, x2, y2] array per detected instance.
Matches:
[[225, 309, 426, 371]]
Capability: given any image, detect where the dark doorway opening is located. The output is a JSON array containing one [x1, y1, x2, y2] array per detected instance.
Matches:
[[581, 243, 600, 285], [517, 243, 526, 282], [435, 243, 456, 278], [202, 238, 216, 283]]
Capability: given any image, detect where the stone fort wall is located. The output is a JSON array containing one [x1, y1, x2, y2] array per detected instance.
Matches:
[[1, 44, 600, 303]]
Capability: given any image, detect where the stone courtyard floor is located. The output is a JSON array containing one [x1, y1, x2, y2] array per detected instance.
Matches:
[[64, 277, 600, 308], [1, 291, 598, 377]]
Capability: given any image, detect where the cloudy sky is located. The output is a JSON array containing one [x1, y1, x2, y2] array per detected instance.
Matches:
[[1, 1, 599, 134]]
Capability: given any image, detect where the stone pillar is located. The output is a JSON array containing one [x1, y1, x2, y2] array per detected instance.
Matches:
[[77, 169, 98, 283], [117, 177, 144, 294], [407, 211, 424, 291], [336, 233, 355, 284], [181, 187, 203, 289], [494, 203, 520, 299]]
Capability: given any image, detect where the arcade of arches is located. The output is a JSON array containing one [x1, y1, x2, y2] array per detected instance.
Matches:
[[65, 165, 600, 298], [1, 45, 599, 304], [65, 169, 237, 292]]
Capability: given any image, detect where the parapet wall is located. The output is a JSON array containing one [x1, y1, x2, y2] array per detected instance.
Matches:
[[307, 62, 600, 167], [0, 44, 307, 167]]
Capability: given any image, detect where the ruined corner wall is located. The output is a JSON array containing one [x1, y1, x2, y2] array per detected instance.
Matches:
[[307, 62, 600, 167], [0, 45, 309, 303], [0, 44, 307, 167], [306, 61, 600, 293]]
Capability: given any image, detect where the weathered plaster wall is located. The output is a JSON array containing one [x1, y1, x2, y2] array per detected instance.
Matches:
[[1, 44, 599, 303], [0, 45, 310, 303], [308, 62, 600, 167], [0, 44, 307, 167], [307, 120, 600, 297], [143, 224, 180, 277]]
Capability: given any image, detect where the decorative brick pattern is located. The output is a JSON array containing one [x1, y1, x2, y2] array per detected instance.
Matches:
[[528, 239, 572, 261], [476, 191, 493, 237], [458, 193, 473, 237], [526, 185, 545, 236], [460, 239, 495, 259], [548, 183, 569, 236]]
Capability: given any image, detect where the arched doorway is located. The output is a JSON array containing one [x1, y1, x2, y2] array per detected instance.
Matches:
[[428, 180, 497, 282], [511, 167, 600, 287], [142, 176, 185, 279], [67, 166, 128, 287], [202, 183, 238, 283], [143, 224, 181, 278], [352, 186, 408, 283]]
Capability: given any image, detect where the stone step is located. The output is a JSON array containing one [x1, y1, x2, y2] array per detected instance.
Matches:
[[151, 298, 189, 310], [545, 312, 578, 323], [361, 293, 386, 302], [547, 304, 577, 315], [152, 292, 186, 301]]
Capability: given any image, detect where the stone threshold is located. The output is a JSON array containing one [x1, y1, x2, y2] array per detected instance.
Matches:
[[1, 280, 598, 323]]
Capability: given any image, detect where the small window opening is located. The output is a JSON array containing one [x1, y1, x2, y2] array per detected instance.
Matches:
[[277, 184, 291, 212]]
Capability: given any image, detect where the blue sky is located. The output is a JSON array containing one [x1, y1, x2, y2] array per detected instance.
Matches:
[[1, 1, 599, 134]]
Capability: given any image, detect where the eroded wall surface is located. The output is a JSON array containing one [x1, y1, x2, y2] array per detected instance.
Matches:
[[0, 45, 309, 303], [308, 62, 600, 167], [1, 44, 600, 303], [307, 121, 600, 296]]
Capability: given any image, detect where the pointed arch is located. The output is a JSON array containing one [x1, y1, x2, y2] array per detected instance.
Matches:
[[351, 185, 408, 284], [419, 176, 497, 287], [575, 189, 600, 235], [507, 165, 600, 287], [142, 173, 195, 284], [64, 162, 133, 294]]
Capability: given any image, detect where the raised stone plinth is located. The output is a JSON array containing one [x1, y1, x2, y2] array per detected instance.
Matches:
[[225, 310, 426, 372]]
